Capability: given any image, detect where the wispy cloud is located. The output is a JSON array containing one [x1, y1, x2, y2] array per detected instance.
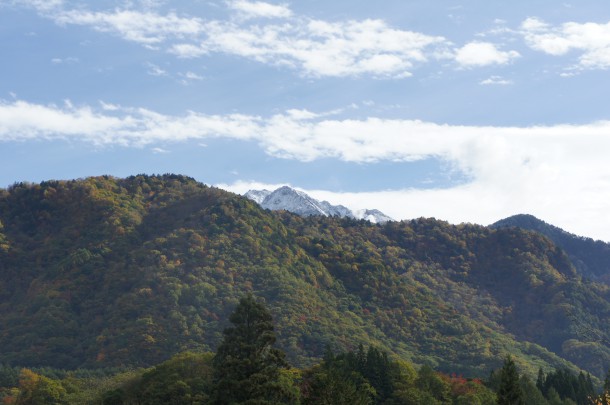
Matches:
[[11, 0, 64, 12], [54, 9, 205, 45], [18, 1, 450, 78], [521, 17, 610, 70], [145, 62, 168, 76], [0, 99, 259, 145], [172, 18, 448, 78], [228, 0, 292, 19], [181, 71, 203, 80], [480, 75, 513, 85], [51, 56, 79, 64], [177, 71, 204, 85], [17, 1, 610, 77]]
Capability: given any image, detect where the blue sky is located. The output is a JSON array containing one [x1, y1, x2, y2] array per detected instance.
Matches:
[[3, 0, 610, 240]]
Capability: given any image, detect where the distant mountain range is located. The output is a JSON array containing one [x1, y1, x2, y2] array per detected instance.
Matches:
[[492, 214, 610, 283], [245, 186, 393, 224]]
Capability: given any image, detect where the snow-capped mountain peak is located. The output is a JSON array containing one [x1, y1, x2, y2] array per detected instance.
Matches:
[[244, 189, 271, 204], [353, 209, 394, 224], [244, 186, 392, 223]]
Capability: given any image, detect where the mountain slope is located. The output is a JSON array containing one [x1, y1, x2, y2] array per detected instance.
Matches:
[[245, 186, 393, 223], [492, 214, 610, 282], [0, 176, 609, 379]]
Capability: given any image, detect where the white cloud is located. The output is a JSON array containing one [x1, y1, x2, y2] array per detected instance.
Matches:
[[28, 2, 610, 78], [454, 41, 520, 67], [184, 18, 446, 78], [181, 71, 203, 81], [178, 71, 204, 85], [228, 0, 292, 19], [146, 62, 168, 76], [170, 43, 209, 58], [12, 0, 63, 12], [521, 17, 610, 70], [51, 56, 79, 64], [25, 1, 559, 78], [24, 1, 448, 78], [480, 75, 513, 85], [136, 0, 167, 9], [99, 101, 120, 111], [54, 9, 205, 45], [0, 100, 131, 143], [0, 99, 259, 145]]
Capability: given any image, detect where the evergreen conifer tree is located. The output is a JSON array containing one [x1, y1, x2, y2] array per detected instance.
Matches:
[[535, 368, 545, 395], [211, 294, 295, 405], [497, 355, 524, 405]]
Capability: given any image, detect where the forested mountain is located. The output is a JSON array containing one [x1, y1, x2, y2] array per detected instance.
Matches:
[[492, 214, 610, 283], [1, 175, 609, 381]]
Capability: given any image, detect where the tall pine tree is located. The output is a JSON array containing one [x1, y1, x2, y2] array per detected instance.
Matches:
[[211, 294, 296, 405], [497, 355, 524, 405]]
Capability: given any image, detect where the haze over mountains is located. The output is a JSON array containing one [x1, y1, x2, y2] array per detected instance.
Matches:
[[245, 186, 393, 224], [1, 175, 610, 381]]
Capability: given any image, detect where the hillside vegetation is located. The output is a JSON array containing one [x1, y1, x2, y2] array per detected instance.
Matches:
[[1, 175, 609, 380], [493, 214, 610, 283]]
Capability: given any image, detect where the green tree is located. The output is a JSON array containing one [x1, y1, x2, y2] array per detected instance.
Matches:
[[132, 352, 213, 405], [497, 356, 524, 405], [415, 365, 450, 404], [15, 369, 66, 405], [0, 364, 18, 388], [536, 368, 545, 395], [302, 366, 372, 405], [211, 294, 296, 405], [519, 375, 548, 405]]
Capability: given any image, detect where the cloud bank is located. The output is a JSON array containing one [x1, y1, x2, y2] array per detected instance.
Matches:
[[2, 98, 610, 240]]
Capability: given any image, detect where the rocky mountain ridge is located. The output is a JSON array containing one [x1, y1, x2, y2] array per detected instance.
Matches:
[[245, 186, 393, 224]]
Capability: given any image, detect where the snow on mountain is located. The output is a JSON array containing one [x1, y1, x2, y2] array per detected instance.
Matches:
[[245, 186, 393, 223], [244, 189, 271, 204], [353, 209, 394, 224]]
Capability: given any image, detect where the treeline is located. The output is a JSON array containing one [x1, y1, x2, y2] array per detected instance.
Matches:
[[1, 295, 608, 405]]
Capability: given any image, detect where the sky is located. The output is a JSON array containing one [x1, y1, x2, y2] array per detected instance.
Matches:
[[2, 1, 610, 240]]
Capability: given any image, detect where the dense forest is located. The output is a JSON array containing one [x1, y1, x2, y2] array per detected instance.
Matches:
[[492, 214, 610, 284], [1, 294, 608, 404], [1, 175, 610, 391]]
